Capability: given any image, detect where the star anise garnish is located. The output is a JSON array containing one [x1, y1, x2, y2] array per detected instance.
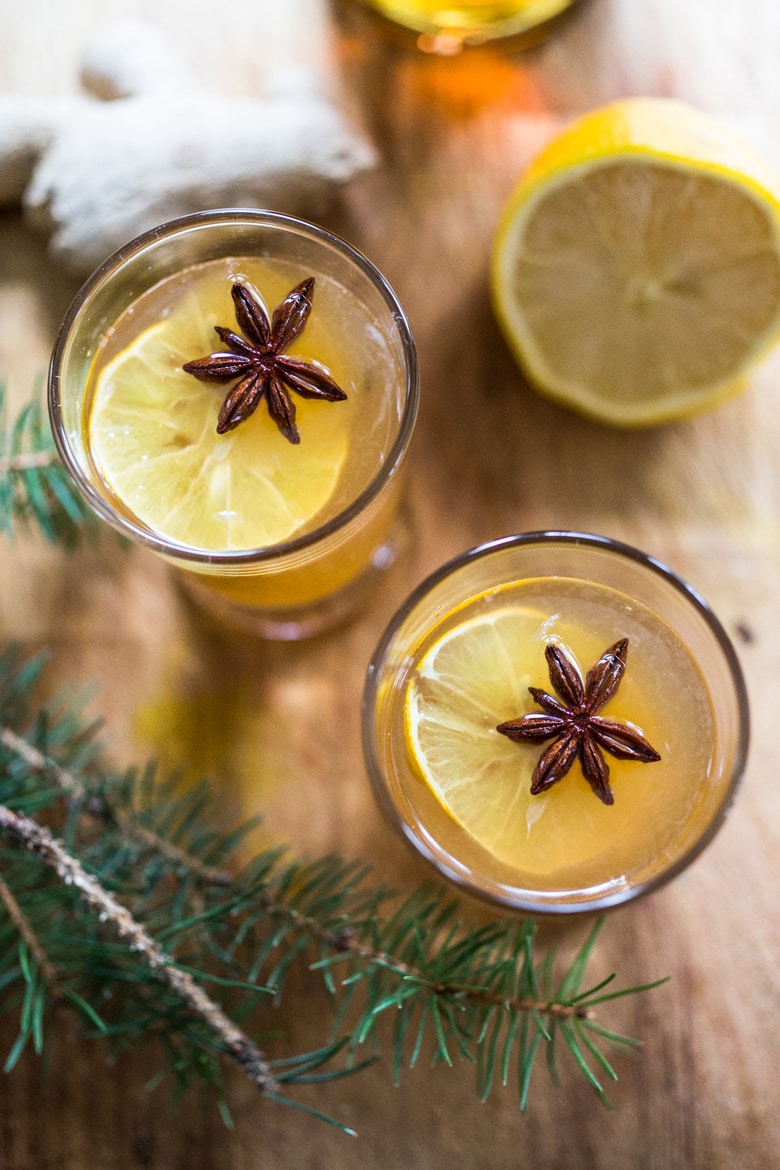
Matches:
[[496, 638, 661, 806], [182, 277, 347, 444]]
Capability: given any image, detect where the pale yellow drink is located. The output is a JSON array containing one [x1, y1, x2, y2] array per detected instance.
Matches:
[[85, 256, 400, 608], [363, 535, 748, 913], [49, 211, 418, 637]]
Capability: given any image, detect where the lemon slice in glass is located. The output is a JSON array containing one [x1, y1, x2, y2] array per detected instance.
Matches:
[[88, 280, 348, 552], [491, 97, 780, 426], [404, 605, 551, 867]]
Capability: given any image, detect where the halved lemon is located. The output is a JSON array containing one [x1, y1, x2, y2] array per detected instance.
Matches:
[[88, 277, 348, 551], [404, 605, 552, 866], [491, 97, 780, 426]]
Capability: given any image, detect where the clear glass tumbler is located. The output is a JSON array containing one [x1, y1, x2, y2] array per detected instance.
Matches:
[[48, 209, 419, 639], [349, 0, 581, 53], [363, 532, 749, 914]]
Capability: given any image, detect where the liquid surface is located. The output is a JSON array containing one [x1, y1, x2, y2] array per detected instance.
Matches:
[[86, 256, 399, 553], [387, 578, 717, 898]]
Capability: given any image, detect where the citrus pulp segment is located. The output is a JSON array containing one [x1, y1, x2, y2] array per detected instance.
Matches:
[[491, 97, 780, 425], [403, 605, 553, 866], [87, 277, 349, 552]]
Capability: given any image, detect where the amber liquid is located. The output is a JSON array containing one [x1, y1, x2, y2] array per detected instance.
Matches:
[[84, 256, 407, 613], [357, 0, 577, 47], [375, 577, 719, 906]]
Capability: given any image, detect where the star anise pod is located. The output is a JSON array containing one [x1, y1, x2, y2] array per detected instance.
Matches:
[[496, 638, 661, 806], [182, 277, 346, 444]]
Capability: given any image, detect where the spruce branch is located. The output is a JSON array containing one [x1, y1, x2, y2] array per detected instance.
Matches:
[[0, 723, 231, 887], [0, 384, 93, 546], [0, 450, 57, 472], [0, 872, 59, 991], [0, 653, 668, 1123], [0, 802, 281, 1098]]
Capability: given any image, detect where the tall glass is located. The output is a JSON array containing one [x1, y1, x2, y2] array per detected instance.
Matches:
[[363, 532, 749, 914], [48, 210, 419, 638], [348, 0, 581, 53]]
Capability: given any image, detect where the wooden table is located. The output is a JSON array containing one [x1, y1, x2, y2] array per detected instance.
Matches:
[[1, 1, 778, 1166]]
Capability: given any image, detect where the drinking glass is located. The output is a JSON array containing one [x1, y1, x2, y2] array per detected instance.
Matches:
[[363, 532, 749, 914], [48, 209, 419, 639], [348, 0, 581, 53]]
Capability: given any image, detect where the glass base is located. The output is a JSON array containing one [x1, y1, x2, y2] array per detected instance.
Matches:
[[177, 512, 414, 640], [334, 0, 582, 54]]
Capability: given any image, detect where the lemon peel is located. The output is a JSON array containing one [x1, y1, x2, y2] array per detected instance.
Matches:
[[403, 605, 549, 866]]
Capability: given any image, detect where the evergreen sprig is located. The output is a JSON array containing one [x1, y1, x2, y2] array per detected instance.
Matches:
[[0, 392, 669, 1130], [0, 647, 667, 1128], [0, 384, 94, 546]]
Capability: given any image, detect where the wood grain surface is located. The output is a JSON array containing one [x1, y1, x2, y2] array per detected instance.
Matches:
[[1, 1, 778, 1167]]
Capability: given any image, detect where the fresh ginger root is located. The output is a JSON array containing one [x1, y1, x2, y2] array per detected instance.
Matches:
[[0, 21, 375, 273]]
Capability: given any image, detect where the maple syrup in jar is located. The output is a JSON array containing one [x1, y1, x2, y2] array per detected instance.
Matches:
[[363, 533, 749, 914]]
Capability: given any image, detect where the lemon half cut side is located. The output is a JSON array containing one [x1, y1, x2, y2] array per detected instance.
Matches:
[[491, 97, 780, 426]]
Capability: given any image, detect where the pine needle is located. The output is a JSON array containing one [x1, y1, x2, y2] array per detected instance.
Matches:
[[0, 389, 669, 1128], [0, 385, 94, 547]]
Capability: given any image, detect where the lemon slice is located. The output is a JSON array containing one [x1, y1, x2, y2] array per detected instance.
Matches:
[[404, 605, 552, 866], [491, 97, 780, 426], [88, 280, 348, 551]]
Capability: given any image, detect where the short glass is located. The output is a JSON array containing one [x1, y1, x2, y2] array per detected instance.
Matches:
[[363, 532, 749, 914], [48, 209, 419, 638], [348, 0, 581, 54]]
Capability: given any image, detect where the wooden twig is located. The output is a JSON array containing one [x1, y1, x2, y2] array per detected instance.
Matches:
[[0, 871, 59, 989], [0, 803, 280, 1098]]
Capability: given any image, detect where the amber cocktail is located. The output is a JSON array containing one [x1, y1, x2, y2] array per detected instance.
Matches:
[[363, 533, 748, 914], [48, 210, 418, 638]]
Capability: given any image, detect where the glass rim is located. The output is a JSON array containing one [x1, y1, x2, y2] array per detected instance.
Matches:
[[47, 207, 420, 567], [362, 530, 751, 915]]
